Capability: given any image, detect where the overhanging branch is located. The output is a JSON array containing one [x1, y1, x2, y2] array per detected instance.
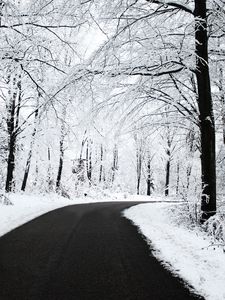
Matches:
[[146, 0, 193, 15]]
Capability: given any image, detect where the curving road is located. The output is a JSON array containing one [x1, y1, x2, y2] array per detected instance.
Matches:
[[0, 202, 203, 300]]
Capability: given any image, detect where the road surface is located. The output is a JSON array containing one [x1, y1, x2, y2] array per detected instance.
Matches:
[[0, 201, 203, 300]]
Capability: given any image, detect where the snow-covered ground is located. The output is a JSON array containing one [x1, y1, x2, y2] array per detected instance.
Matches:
[[1, 192, 224, 300], [124, 202, 225, 300], [0, 193, 74, 237], [0, 192, 150, 237]]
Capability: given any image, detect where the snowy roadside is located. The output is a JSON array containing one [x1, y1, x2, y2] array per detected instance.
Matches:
[[124, 202, 225, 300], [0, 192, 151, 238], [4, 192, 223, 300], [0, 193, 77, 237]]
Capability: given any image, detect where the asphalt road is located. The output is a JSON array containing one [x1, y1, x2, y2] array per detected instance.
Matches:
[[0, 201, 203, 300]]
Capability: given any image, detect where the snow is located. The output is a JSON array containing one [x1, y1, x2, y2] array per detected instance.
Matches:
[[124, 201, 225, 300], [0, 192, 149, 237], [1, 193, 225, 300], [0, 193, 73, 237]]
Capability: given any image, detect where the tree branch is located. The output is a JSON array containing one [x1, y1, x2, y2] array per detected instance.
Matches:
[[146, 0, 193, 15]]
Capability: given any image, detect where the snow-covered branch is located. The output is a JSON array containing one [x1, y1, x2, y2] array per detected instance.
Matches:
[[146, 0, 193, 14]]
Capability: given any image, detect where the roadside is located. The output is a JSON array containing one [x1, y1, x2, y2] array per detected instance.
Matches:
[[0, 192, 150, 237], [2, 191, 224, 300], [124, 202, 225, 300]]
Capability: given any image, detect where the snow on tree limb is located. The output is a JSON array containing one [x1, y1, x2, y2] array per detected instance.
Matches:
[[146, 0, 193, 14]]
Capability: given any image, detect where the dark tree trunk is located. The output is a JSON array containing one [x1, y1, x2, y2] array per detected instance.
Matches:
[[218, 66, 225, 144], [137, 152, 142, 195], [146, 157, 151, 196], [79, 131, 87, 162], [21, 150, 32, 192], [186, 165, 192, 192], [86, 139, 92, 185], [165, 156, 170, 197], [5, 135, 16, 192], [5, 77, 19, 192], [56, 138, 64, 191], [21, 108, 39, 191], [194, 0, 216, 221], [47, 147, 53, 190], [99, 144, 103, 183], [56, 108, 66, 192], [15, 77, 22, 131], [176, 162, 180, 196], [111, 144, 118, 184]]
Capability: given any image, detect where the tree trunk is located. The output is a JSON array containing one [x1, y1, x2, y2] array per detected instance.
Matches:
[[56, 107, 66, 192], [99, 144, 103, 183], [218, 66, 225, 144], [176, 162, 180, 196], [165, 157, 170, 197], [194, 0, 216, 221], [5, 135, 16, 192], [21, 108, 39, 191], [146, 157, 151, 196], [15, 77, 22, 132], [186, 165, 192, 193], [112, 144, 118, 184], [33, 161, 38, 187], [5, 77, 18, 192], [21, 148, 32, 192], [137, 152, 142, 195], [56, 138, 64, 191], [47, 147, 53, 191], [86, 139, 92, 185]]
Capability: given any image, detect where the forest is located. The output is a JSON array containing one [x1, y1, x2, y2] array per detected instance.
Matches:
[[0, 0, 224, 223]]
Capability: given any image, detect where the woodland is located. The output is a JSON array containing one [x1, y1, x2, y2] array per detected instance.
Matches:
[[0, 0, 224, 223]]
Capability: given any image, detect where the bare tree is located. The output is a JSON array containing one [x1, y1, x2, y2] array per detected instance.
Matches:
[[5, 74, 22, 192], [56, 106, 67, 193], [146, 152, 154, 196], [21, 103, 39, 192], [111, 144, 118, 185]]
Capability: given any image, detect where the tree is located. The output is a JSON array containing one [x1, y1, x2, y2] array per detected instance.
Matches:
[[134, 132, 144, 195], [149, 0, 217, 220], [5, 73, 22, 192], [145, 151, 154, 196], [21, 98, 39, 192], [91, 0, 217, 221], [86, 139, 93, 186], [194, 0, 216, 221], [56, 105, 67, 193], [111, 144, 118, 185], [99, 144, 104, 183], [0, 0, 90, 193]]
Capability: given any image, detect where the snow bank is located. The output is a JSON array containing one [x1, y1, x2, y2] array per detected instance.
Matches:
[[0, 193, 111, 237], [2, 192, 223, 299], [0, 192, 151, 238], [124, 202, 225, 300], [0, 193, 75, 237]]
